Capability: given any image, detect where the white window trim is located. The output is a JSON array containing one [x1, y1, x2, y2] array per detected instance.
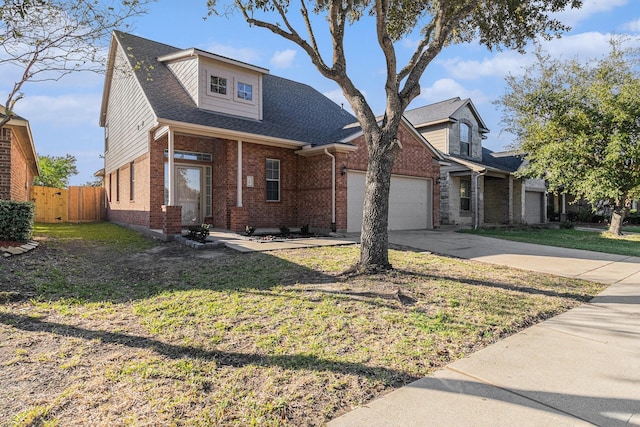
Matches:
[[206, 69, 231, 100], [266, 158, 280, 202], [234, 80, 255, 105]]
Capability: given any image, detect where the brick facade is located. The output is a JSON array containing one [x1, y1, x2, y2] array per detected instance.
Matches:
[[106, 121, 441, 234], [0, 128, 36, 202]]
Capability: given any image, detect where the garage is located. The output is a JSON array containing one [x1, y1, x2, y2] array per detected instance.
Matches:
[[524, 190, 544, 224], [347, 171, 432, 233]]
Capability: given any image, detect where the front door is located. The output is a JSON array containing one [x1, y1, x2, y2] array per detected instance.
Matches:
[[176, 166, 202, 225]]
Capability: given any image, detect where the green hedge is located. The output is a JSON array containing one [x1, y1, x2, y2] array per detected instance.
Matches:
[[0, 200, 35, 241]]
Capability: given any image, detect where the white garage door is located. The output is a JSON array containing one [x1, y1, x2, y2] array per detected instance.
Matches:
[[525, 191, 544, 224], [347, 172, 432, 233]]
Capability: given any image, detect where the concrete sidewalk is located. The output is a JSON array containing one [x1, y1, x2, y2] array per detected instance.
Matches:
[[329, 230, 640, 427]]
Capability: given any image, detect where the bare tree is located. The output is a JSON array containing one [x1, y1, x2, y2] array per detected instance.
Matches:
[[207, 0, 582, 271], [0, 0, 152, 128]]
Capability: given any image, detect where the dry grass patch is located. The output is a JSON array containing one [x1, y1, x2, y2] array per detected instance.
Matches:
[[0, 223, 606, 426]]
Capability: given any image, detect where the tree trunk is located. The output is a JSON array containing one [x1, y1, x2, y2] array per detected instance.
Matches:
[[608, 206, 627, 236], [357, 135, 397, 272]]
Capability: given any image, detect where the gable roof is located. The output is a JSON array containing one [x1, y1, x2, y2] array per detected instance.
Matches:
[[404, 97, 490, 133], [0, 106, 39, 176], [445, 147, 524, 175], [101, 31, 359, 147]]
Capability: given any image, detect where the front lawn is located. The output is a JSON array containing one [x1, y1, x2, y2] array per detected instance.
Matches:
[[462, 227, 640, 257], [0, 222, 605, 426]]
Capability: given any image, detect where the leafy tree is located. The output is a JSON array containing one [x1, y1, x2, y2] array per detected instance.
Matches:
[[0, 0, 152, 128], [207, 0, 582, 270], [498, 39, 640, 235], [34, 154, 78, 188]]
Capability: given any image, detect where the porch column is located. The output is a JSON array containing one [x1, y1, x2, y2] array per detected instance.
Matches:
[[237, 140, 243, 207], [167, 128, 175, 206]]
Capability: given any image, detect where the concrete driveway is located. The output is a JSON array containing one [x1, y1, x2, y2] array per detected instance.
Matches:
[[329, 229, 640, 427], [387, 229, 640, 285]]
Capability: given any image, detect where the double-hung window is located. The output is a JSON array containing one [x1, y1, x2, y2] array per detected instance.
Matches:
[[460, 122, 471, 156], [129, 162, 135, 201], [460, 177, 471, 211], [266, 159, 280, 202]]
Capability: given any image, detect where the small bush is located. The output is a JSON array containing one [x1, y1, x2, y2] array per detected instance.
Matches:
[[300, 224, 310, 235], [245, 225, 255, 236], [559, 221, 575, 229], [279, 226, 290, 235], [0, 200, 35, 241]]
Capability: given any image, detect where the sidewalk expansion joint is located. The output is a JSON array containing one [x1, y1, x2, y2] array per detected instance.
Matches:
[[444, 366, 596, 425]]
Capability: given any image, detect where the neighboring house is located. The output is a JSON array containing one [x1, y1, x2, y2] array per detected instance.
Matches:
[[0, 107, 39, 202], [405, 97, 547, 227], [100, 32, 444, 237]]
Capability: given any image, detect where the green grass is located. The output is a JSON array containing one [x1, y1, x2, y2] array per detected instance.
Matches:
[[0, 222, 607, 425], [34, 222, 155, 252], [462, 227, 640, 257]]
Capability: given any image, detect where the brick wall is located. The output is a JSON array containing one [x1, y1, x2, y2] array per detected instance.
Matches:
[[0, 132, 11, 200], [106, 153, 152, 227], [109, 124, 441, 233], [484, 176, 509, 224], [343, 123, 441, 228]]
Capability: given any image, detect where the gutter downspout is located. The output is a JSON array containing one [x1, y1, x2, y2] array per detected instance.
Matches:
[[474, 169, 487, 230], [324, 149, 336, 231]]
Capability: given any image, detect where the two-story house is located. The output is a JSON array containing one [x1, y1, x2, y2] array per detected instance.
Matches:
[[0, 107, 39, 202], [405, 98, 547, 227], [99, 32, 444, 237]]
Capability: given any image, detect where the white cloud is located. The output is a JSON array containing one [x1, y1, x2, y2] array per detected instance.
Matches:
[[553, 0, 628, 27], [16, 93, 102, 128], [417, 79, 489, 105], [270, 49, 297, 69], [439, 51, 528, 80], [203, 42, 261, 64], [622, 18, 640, 32]]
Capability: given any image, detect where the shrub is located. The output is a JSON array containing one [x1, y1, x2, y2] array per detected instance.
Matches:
[[0, 200, 35, 241], [245, 225, 255, 236], [279, 226, 290, 235], [559, 221, 575, 229], [300, 224, 310, 235]]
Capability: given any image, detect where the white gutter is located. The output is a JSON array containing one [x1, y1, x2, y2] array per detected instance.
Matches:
[[324, 149, 336, 229], [474, 170, 487, 230]]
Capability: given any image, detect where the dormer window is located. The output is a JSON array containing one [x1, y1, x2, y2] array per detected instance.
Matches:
[[237, 82, 253, 101], [210, 76, 227, 95], [460, 122, 471, 156]]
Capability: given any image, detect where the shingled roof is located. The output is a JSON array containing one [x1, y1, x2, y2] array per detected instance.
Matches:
[[404, 97, 489, 133], [105, 31, 359, 146]]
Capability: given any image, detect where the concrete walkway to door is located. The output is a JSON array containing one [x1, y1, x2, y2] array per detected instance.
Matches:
[[329, 229, 640, 427]]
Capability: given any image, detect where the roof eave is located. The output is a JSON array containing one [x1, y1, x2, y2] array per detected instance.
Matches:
[[155, 119, 307, 149], [295, 143, 357, 157]]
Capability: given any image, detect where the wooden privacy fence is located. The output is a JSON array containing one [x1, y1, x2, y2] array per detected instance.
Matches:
[[31, 186, 106, 223]]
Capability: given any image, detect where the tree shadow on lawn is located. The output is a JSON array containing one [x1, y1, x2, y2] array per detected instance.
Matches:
[[0, 242, 345, 304], [392, 268, 596, 303], [0, 311, 418, 385]]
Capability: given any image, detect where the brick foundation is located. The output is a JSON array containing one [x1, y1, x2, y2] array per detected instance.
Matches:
[[162, 205, 182, 235]]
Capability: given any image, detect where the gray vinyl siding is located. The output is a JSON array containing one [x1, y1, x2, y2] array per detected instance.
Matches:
[[167, 57, 199, 105], [198, 58, 263, 120], [104, 45, 156, 174]]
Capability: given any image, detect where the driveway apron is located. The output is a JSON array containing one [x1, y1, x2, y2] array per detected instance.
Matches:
[[330, 230, 640, 427]]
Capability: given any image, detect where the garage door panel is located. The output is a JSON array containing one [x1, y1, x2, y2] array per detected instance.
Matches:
[[525, 191, 543, 224], [347, 172, 432, 232]]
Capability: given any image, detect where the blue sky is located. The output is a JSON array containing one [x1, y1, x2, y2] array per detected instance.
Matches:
[[5, 0, 640, 185]]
